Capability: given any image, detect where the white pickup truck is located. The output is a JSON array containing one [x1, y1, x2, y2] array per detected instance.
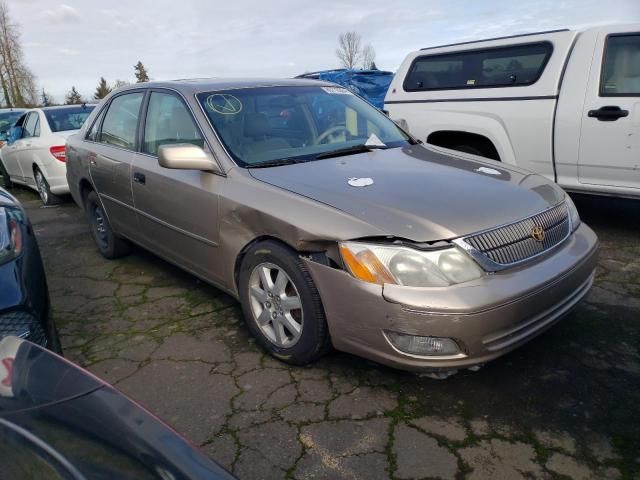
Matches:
[[385, 25, 640, 199]]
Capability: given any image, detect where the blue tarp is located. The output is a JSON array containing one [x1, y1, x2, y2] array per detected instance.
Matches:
[[313, 69, 394, 109]]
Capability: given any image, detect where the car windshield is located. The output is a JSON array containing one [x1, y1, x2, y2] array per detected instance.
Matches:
[[196, 85, 410, 167], [0, 111, 23, 133], [44, 105, 95, 132]]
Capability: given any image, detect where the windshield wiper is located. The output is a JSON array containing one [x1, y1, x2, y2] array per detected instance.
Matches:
[[247, 158, 306, 169], [315, 144, 385, 160]]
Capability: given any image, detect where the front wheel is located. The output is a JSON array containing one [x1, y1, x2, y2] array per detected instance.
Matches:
[[34, 168, 63, 205], [85, 190, 131, 259], [238, 240, 331, 365]]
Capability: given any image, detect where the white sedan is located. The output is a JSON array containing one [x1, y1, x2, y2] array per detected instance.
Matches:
[[0, 105, 95, 204]]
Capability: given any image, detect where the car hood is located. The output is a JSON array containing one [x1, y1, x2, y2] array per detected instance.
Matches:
[[249, 145, 565, 242]]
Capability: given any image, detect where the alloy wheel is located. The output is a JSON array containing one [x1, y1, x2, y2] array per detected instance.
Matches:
[[248, 262, 304, 348], [35, 170, 48, 204]]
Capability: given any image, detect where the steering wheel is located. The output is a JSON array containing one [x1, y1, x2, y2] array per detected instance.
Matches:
[[314, 125, 350, 145]]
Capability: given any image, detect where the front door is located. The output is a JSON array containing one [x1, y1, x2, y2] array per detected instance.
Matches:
[[131, 90, 223, 283], [88, 91, 145, 238], [579, 29, 640, 189]]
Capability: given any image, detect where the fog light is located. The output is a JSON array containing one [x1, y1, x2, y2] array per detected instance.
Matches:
[[385, 331, 462, 357]]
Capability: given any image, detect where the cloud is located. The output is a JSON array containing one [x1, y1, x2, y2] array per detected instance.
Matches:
[[56, 47, 80, 56], [42, 4, 80, 23]]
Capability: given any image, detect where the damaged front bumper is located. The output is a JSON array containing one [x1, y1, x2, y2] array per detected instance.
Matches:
[[304, 223, 599, 372]]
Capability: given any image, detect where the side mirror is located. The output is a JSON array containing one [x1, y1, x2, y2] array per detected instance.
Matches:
[[158, 144, 223, 174]]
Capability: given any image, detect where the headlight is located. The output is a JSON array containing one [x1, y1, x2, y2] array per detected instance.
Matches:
[[339, 241, 484, 287], [0, 207, 23, 265], [565, 195, 580, 232]]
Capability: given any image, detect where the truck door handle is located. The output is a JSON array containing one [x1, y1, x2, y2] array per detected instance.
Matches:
[[588, 106, 629, 121], [133, 172, 146, 184]]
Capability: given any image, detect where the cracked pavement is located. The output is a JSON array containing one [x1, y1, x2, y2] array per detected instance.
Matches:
[[15, 188, 640, 480]]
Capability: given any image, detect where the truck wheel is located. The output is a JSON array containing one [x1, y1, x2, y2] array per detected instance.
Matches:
[[238, 240, 331, 365], [85, 190, 131, 259]]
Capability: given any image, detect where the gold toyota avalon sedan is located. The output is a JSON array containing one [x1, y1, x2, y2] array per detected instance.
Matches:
[[66, 79, 598, 374]]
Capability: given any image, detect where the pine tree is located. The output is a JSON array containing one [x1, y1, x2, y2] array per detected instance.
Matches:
[[40, 88, 53, 106], [134, 61, 149, 83], [369, 61, 378, 71], [65, 86, 83, 105], [94, 77, 112, 99]]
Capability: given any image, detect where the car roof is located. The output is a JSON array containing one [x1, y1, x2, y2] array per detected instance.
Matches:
[[0, 108, 25, 113], [117, 77, 336, 95], [40, 104, 97, 111]]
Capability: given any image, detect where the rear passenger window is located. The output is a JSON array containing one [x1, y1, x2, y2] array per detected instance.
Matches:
[[404, 42, 553, 91], [600, 34, 640, 96], [99, 92, 144, 150], [22, 113, 39, 138], [86, 108, 106, 142], [143, 92, 204, 155]]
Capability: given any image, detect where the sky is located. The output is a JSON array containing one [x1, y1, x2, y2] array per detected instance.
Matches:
[[9, 0, 640, 102]]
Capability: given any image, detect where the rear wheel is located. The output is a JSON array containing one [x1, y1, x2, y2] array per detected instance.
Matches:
[[85, 190, 131, 259], [34, 168, 63, 205], [0, 160, 12, 189], [238, 240, 331, 365]]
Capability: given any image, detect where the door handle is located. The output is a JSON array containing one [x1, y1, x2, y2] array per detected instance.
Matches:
[[133, 172, 146, 184], [87, 151, 97, 165], [588, 106, 629, 121]]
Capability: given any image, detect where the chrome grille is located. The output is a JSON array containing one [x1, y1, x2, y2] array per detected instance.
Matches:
[[462, 203, 570, 267]]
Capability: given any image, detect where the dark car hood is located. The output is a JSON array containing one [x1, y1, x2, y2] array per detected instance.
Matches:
[[249, 145, 565, 242]]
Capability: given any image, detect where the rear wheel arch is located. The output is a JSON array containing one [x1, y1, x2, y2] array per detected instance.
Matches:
[[427, 130, 501, 161], [78, 178, 94, 210]]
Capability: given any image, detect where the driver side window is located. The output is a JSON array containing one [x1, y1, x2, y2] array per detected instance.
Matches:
[[143, 92, 204, 155]]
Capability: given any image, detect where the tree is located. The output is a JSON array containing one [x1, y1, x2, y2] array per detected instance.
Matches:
[[336, 32, 363, 69], [65, 86, 83, 105], [40, 88, 53, 106], [113, 79, 130, 89], [94, 77, 111, 99], [362, 44, 376, 70], [134, 61, 149, 83], [369, 61, 379, 71], [0, 2, 37, 107]]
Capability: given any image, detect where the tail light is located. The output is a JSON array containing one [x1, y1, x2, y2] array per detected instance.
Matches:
[[49, 146, 66, 162]]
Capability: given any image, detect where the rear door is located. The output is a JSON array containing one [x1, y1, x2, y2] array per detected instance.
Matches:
[[131, 89, 223, 282], [578, 28, 640, 189], [88, 91, 145, 239]]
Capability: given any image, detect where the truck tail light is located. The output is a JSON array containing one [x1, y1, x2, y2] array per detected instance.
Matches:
[[49, 146, 66, 162]]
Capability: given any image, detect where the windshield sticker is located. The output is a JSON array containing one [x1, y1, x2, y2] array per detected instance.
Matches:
[[206, 94, 243, 115], [321, 87, 352, 95]]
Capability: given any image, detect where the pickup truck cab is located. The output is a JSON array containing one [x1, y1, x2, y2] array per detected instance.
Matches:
[[385, 24, 640, 199]]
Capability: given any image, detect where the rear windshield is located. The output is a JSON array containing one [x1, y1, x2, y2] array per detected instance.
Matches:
[[44, 105, 95, 132], [0, 111, 24, 133], [404, 42, 553, 91]]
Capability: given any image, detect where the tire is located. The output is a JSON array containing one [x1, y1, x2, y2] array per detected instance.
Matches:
[[0, 160, 12, 189], [238, 240, 331, 365], [85, 190, 131, 259], [34, 167, 63, 205]]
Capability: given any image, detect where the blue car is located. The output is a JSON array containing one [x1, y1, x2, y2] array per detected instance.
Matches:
[[0, 188, 60, 350]]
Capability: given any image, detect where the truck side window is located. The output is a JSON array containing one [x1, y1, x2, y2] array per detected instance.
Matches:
[[404, 42, 552, 91], [600, 34, 640, 96]]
